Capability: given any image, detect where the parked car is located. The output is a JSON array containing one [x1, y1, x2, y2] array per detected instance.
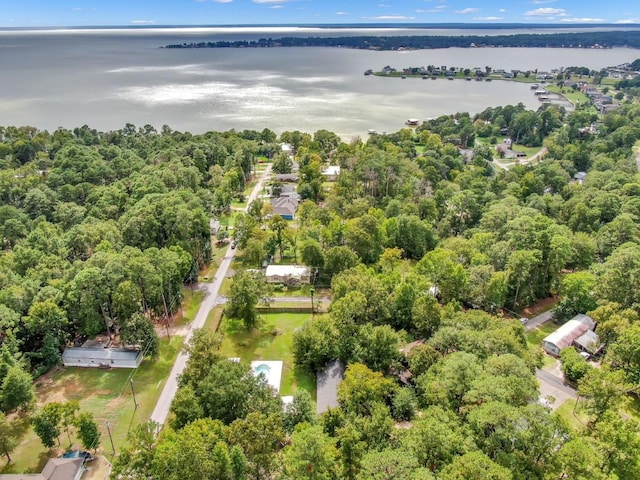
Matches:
[[62, 450, 95, 461], [231, 241, 237, 249], [519, 317, 529, 325]]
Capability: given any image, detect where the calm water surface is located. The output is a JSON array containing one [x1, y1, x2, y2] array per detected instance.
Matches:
[[0, 27, 638, 137]]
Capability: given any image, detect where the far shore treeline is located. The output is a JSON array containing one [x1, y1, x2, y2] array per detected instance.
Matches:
[[163, 30, 640, 50]]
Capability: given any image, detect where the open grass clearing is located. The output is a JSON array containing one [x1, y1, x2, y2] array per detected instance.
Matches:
[[218, 312, 316, 397], [525, 321, 558, 351]]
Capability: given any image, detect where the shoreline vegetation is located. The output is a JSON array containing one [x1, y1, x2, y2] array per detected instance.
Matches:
[[162, 30, 640, 50]]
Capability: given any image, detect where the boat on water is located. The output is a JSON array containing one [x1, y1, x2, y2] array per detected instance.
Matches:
[[405, 119, 420, 126], [368, 129, 377, 135], [364, 69, 373, 76]]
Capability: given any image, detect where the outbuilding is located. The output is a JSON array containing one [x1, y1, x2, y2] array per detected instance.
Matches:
[[316, 360, 345, 414], [62, 347, 143, 369], [542, 314, 596, 357]]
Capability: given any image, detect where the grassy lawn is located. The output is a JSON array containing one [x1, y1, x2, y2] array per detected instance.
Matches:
[[173, 288, 206, 327], [525, 321, 558, 351], [219, 312, 316, 397], [555, 399, 589, 433], [2, 335, 184, 474], [205, 305, 225, 332]]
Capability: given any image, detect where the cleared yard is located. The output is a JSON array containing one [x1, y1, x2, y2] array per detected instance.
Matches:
[[1, 335, 184, 474], [219, 312, 316, 396]]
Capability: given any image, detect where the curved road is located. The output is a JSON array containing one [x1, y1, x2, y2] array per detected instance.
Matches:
[[150, 165, 272, 426]]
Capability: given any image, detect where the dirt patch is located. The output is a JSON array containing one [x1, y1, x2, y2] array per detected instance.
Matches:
[[520, 296, 558, 318], [84, 454, 112, 480]]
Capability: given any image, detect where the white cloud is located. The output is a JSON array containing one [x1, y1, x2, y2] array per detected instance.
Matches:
[[365, 15, 416, 20], [131, 19, 155, 24], [523, 7, 566, 16], [498, 8, 506, 12], [253, 0, 288, 3], [474, 16, 502, 20], [531, 0, 556, 4], [270, 4, 283, 8], [455, 8, 480, 14], [379, 3, 391, 7], [560, 17, 605, 22], [416, 9, 426, 13], [336, 11, 349, 15], [616, 18, 640, 23], [213, 0, 233, 3], [73, 7, 96, 11]]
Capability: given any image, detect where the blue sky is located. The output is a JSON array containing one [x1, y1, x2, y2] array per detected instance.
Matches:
[[1, 0, 639, 27]]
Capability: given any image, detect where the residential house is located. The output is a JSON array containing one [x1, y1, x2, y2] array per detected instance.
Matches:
[[265, 265, 311, 286], [270, 196, 299, 220], [62, 347, 143, 369], [574, 171, 587, 184], [542, 314, 596, 357], [321, 165, 341, 181], [209, 219, 221, 236], [0, 457, 85, 480]]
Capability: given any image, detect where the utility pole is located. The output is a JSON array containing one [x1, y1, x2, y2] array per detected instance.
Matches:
[[310, 286, 315, 319], [105, 421, 115, 456], [130, 378, 138, 410]]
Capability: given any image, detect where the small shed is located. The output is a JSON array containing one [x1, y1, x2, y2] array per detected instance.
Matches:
[[210, 219, 221, 235], [317, 360, 345, 414], [573, 330, 603, 355], [62, 347, 143, 369], [265, 265, 311, 286], [542, 314, 596, 357]]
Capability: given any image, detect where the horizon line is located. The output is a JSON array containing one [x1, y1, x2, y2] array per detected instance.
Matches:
[[2, 22, 640, 31]]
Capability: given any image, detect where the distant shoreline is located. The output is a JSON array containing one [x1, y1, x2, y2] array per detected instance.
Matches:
[[162, 31, 640, 51]]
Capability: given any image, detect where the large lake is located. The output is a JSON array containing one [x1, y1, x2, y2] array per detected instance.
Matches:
[[1, 27, 638, 138]]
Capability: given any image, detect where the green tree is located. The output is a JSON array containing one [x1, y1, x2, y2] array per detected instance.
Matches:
[[401, 405, 473, 472], [0, 412, 17, 462], [560, 347, 591, 384], [227, 412, 284, 480], [282, 425, 339, 480], [1, 365, 35, 413], [120, 313, 159, 357], [75, 412, 100, 451], [356, 448, 434, 480], [392, 387, 418, 421], [555, 271, 598, 322], [578, 367, 630, 424], [226, 271, 272, 330], [31, 403, 62, 448], [284, 389, 316, 433], [170, 385, 204, 430], [337, 363, 396, 416], [439, 451, 512, 480]]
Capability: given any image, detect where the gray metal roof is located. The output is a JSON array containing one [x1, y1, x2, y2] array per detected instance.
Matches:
[[573, 330, 602, 354], [62, 347, 141, 361], [543, 314, 596, 351], [316, 360, 345, 414]]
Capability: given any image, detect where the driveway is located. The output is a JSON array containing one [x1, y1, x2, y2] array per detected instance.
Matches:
[[536, 363, 577, 410], [525, 309, 555, 331]]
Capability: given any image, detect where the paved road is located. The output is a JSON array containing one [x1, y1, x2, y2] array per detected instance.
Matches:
[[149, 165, 272, 427], [536, 367, 577, 410], [525, 309, 555, 331]]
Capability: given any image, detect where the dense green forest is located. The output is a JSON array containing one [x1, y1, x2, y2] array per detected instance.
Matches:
[[163, 30, 640, 50], [2, 98, 640, 478]]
